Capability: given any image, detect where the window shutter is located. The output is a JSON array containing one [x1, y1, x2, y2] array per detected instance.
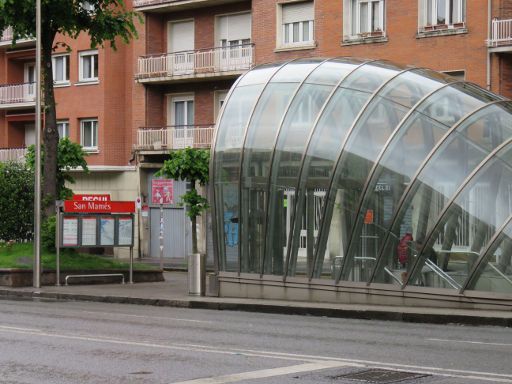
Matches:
[[218, 13, 251, 41], [282, 1, 314, 24], [170, 21, 194, 52]]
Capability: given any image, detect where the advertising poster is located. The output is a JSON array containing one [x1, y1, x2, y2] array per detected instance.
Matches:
[[81, 217, 97, 246], [62, 216, 79, 247], [151, 179, 174, 205], [100, 217, 115, 246], [118, 217, 133, 246]]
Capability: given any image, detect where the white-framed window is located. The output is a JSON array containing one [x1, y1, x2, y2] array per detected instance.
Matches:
[[52, 54, 70, 85], [278, 1, 315, 48], [168, 94, 194, 126], [57, 120, 69, 139], [79, 50, 98, 82], [344, 0, 385, 39], [80, 119, 98, 150], [420, 0, 465, 29]]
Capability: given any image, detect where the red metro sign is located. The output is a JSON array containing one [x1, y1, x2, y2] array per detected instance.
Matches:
[[64, 194, 135, 213]]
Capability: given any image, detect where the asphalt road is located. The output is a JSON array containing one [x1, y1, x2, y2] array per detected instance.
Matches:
[[0, 298, 511, 384]]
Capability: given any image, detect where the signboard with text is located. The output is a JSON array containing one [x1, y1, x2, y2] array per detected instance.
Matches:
[[64, 200, 135, 214], [151, 179, 174, 205]]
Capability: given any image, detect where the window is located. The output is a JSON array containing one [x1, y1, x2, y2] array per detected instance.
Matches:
[[80, 119, 98, 150], [52, 55, 70, 85], [57, 120, 69, 139], [79, 50, 98, 82], [420, 0, 465, 30], [345, 0, 385, 39], [279, 1, 314, 48]]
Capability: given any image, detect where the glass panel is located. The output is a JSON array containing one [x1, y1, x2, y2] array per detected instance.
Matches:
[[306, 58, 365, 86], [427, 0, 433, 25], [214, 85, 264, 272], [351, 0, 358, 35], [82, 121, 92, 147], [237, 63, 283, 87], [373, 102, 512, 286], [293, 22, 300, 42], [240, 82, 299, 273], [187, 100, 194, 125], [265, 83, 333, 276], [303, 21, 310, 42], [469, 222, 512, 294], [174, 101, 185, 126], [55, 57, 64, 81], [372, 1, 380, 31], [341, 61, 405, 93], [360, 2, 368, 32], [93, 54, 98, 78], [83, 56, 91, 79], [437, 0, 446, 24], [272, 59, 325, 83], [324, 98, 409, 282], [410, 143, 512, 289], [284, 24, 290, 44]]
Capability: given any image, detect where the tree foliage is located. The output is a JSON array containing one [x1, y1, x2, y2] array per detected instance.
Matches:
[[26, 137, 89, 201], [158, 148, 210, 254], [0, 162, 34, 241], [0, 0, 140, 215]]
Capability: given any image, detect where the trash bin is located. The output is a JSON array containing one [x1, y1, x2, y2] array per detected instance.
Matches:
[[188, 253, 205, 296]]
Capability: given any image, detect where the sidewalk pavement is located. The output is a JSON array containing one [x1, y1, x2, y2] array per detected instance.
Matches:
[[0, 271, 511, 327]]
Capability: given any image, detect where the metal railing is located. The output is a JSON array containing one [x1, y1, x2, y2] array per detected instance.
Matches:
[[0, 83, 36, 105], [133, 0, 185, 7], [136, 125, 215, 150], [488, 18, 512, 47], [0, 148, 27, 163], [136, 44, 254, 80]]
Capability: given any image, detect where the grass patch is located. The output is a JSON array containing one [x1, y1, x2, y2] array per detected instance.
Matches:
[[0, 243, 158, 271]]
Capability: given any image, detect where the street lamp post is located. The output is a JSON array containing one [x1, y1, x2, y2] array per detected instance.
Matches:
[[33, 0, 42, 288]]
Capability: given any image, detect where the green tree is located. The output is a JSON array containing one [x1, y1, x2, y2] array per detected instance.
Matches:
[[26, 137, 89, 202], [0, 0, 140, 216], [158, 148, 210, 255], [0, 162, 34, 241]]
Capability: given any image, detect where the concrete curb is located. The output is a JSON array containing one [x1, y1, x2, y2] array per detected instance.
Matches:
[[1, 288, 511, 327]]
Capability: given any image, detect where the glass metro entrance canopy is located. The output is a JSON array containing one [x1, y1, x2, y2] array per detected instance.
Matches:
[[211, 58, 512, 297]]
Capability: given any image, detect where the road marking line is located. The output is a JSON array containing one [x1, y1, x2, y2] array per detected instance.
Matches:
[[428, 338, 512, 347], [79, 311, 214, 324], [0, 325, 510, 382], [171, 361, 348, 384]]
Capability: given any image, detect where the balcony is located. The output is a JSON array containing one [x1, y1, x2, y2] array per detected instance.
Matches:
[[136, 44, 254, 84], [136, 125, 215, 151], [133, 0, 246, 13], [0, 148, 27, 163], [0, 83, 36, 109], [0, 26, 35, 47], [488, 18, 512, 52]]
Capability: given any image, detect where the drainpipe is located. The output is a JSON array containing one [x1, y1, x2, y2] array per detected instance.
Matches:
[[487, 0, 492, 91]]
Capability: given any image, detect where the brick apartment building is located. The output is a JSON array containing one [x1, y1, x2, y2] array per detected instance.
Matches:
[[1, 0, 512, 262]]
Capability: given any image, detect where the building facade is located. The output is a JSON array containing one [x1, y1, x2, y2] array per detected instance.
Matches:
[[3, 0, 512, 282]]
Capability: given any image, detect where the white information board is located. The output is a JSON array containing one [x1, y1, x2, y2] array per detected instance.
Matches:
[[81, 217, 97, 246], [62, 217, 79, 247], [118, 217, 133, 246], [100, 217, 115, 246]]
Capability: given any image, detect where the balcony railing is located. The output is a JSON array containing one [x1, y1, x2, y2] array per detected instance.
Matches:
[[136, 125, 215, 150], [0, 26, 13, 42], [488, 18, 512, 47], [0, 83, 36, 106], [0, 26, 34, 45], [136, 44, 254, 81], [0, 148, 27, 163], [133, 0, 174, 6]]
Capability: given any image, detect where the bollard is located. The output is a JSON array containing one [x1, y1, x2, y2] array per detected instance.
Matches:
[[188, 253, 206, 296]]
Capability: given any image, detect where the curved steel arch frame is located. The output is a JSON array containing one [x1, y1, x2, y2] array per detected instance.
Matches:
[[462, 214, 512, 293], [405, 136, 512, 288], [213, 59, 512, 305], [210, 71, 250, 272], [338, 80, 464, 284], [305, 66, 417, 284], [367, 99, 508, 286], [258, 59, 332, 277], [281, 59, 374, 282], [214, 60, 294, 274]]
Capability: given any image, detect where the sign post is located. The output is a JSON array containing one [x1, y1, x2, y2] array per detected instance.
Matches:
[[57, 194, 136, 285], [152, 179, 174, 270]]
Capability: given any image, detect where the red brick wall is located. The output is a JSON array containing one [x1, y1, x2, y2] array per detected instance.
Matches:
[[253, 0, 490, 88]]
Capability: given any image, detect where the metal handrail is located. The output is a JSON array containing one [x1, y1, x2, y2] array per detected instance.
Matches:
[[423, 259, 461, 289], [140, 43, 254, 59], [487, 263, 512, 286], [332, 255, 402, 285]]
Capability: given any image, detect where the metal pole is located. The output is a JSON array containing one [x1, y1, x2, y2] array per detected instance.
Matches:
[[33, 0, 42, 288], [129, 246, 134, 284], [159, 204, 164, 269], [56, 210, 60, 286]]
